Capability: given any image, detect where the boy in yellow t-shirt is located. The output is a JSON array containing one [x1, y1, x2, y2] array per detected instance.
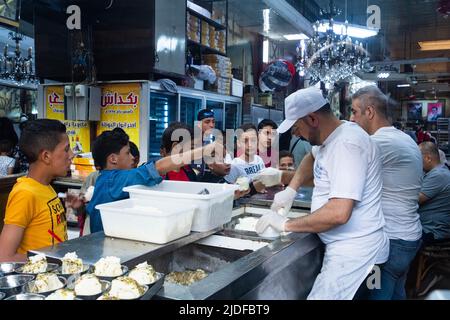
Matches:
[[0, 119, 74, 262]]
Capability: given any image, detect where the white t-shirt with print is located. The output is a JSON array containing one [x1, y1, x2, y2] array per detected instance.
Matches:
[[311, 122, 386, 247], [224, 155, 265, 183], [0, 155, 15, 176], [371, 126, 423, 241]]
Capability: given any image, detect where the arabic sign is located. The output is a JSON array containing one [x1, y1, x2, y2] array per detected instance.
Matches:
[[97, 83, 141, 146], [46, 86, 65, 121], [45, 86, 91, 153]]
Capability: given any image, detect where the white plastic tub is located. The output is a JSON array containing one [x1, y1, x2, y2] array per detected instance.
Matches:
[[95, 199, 195, 244], [124, 181, 238, 232]]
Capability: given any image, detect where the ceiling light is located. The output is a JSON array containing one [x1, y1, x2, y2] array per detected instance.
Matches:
[[263, 9, 271, 33], [377, 72, 390, 79], [418, 40, 450, 51], [283, 34, 310, 41], [397, 84, 411, 88], [263, 39, 269, 63], [317, 21, 378, 39]]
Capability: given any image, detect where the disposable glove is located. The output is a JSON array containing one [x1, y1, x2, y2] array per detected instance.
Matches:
[[255, 211, 288, 234], [270, 186, 297, 215]]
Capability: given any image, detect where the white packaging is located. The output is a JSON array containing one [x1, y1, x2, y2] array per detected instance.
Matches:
[[124, 181, 238, 232], [95, 199, 195, 244], [231, 78, 244, 97]]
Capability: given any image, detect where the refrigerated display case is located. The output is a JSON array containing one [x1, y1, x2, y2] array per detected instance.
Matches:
[[207, 100, 225, 130], [180, 95, 203, 126], [149, 92, 178, 160], [225, 102, 239, 130]]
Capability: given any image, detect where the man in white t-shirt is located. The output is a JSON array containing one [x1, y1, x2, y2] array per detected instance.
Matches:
[[350, 86, 422, 300], [225, 124, 266, 183], [254, 86, 389, 300]]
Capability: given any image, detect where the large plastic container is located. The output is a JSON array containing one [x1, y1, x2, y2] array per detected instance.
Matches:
[[95, 199, 195, 244], [124, 181, 238, 232]]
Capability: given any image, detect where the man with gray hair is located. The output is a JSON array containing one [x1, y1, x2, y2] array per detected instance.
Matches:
[[350, 85, 423, 300], [418, 142, 450, 244], [255, 86, 389, 300]]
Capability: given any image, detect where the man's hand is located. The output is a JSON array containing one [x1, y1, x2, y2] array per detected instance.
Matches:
[[255, 211, 288, 234], [271, 187, 297, 214], [254, 168, 283, 187], [234, 188, 250, 199]]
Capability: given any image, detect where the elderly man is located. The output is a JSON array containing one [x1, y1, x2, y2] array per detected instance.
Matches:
[[418, 142, 450, 244], [350, 86, 423, 300], [255, 86, 389, 300]]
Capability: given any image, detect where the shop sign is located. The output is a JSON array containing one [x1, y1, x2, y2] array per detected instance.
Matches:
[[45, 86, 91, 153], [97, 83, 141, 146]]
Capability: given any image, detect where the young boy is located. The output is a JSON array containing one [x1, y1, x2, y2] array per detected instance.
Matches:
[[87, 128, 215, 233], [257, 119, 279, 168], [225, 124, 266, 183], [278, 151, 295, 171], [160, 122, 197, 182], [0, 119, 73, 262]]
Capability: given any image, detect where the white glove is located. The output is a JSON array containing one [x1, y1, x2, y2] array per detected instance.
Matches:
[[254, 167, 283, 187], [270, 187, 297, 215], [255, 211, 288, 234]]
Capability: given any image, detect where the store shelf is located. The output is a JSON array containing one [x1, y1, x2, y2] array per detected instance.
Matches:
[[187, 8, 226, 30], [187, 39, 227, 56]]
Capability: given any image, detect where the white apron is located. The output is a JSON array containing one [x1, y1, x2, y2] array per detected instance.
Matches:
[[308, 229, 389, 300]]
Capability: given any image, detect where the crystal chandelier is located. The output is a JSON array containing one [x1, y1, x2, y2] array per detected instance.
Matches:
[[296, 0, 373, 88], [0, 32, 37, 85]]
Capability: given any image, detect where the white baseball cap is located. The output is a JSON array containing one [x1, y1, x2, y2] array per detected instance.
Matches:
[[278, 86, 329, 134]]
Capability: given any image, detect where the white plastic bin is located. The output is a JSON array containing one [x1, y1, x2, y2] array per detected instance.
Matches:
[[124, 181, 238, 232], [95, 199, 195, 244]]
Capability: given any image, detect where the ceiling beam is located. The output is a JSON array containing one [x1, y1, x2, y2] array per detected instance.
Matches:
[[262, 0, 314, 37]]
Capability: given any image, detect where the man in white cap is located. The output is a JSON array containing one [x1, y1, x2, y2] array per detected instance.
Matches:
[[254, 86, 389, 300]]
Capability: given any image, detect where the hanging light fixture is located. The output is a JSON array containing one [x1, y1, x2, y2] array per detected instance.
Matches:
[[0, 32, 37, 85], [296, 0, 374, 88]]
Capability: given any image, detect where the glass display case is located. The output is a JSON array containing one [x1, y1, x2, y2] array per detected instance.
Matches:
[[149, 91, 178, 160], [225, 102, 239, 130], [180, 95, 203, 127], [206, 100, 224, 130]]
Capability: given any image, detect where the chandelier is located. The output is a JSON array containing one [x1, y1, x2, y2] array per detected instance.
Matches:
[[296, 0, 373, 88], [0, 32, 37, 85]]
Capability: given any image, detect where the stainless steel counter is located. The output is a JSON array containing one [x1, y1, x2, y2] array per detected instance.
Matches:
[[30, 229, 221, 267], [237, 186, 312, 210]]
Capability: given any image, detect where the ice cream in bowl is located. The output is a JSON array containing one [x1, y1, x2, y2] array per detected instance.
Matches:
[[128, 262, 161, 286], [93, 256, 128, 281], [57, 252, 90, 276], [68, 273, 110, 300], [97, 276, 147, 300], [23, 273, 66, 296], [15, 254, 59, 275]]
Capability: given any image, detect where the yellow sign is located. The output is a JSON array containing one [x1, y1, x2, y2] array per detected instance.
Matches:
[[45, 86, 65, 121], [64, 121, 91, 154], [97, 83, 141, 146], [45, 86, 91, 153]]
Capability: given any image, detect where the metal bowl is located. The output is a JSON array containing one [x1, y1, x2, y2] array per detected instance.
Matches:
[[94, 265, 128, 282], [73, 280, 111, 300], [23, 275, 67, 296], [128, 271, 164, 286], [56, 264, 91, 278], [0, 292, 5, 300], [97, 284, 149, 300], [0, 274, 35, 297], [14, 263, 60, 275], [4, 293, 46, 300], [0, 263, 23, 277]]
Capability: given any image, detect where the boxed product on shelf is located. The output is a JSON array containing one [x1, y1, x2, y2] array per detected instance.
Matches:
[[187, 12, 201, 43], [201, 22, 210, 46]]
